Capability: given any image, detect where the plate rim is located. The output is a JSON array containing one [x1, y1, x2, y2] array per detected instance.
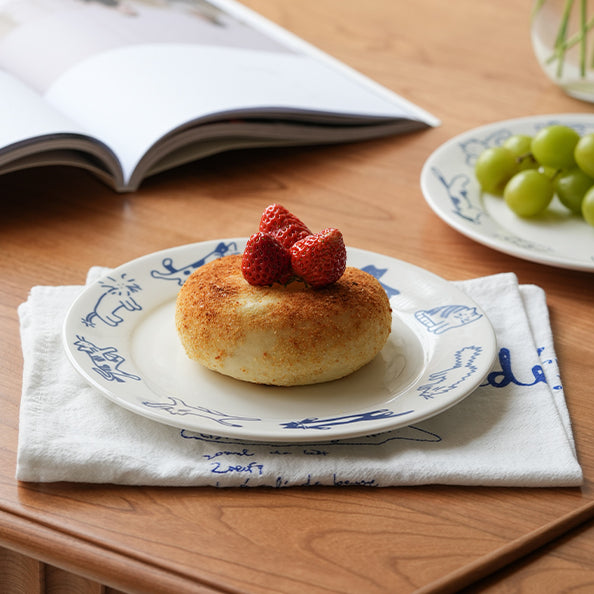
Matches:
[[62, 238, 498, 443], [420, 113, 594, 272]]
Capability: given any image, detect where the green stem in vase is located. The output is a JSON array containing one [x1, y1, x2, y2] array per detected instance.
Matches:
[[547, 15, 594, 63], [540, 0, 594, 79], [556, 0, 574, 77], [579, 0, 587, 77], [589, 2, 594, 67]]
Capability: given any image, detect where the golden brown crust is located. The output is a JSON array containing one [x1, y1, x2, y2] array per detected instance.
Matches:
[[175, 255, 392, 386]]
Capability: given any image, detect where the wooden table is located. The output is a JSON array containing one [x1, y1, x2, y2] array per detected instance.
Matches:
[[1, 0, 593, 592]]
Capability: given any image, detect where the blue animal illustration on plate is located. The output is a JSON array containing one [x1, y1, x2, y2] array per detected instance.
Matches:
[[360, 265, 400, 298], [81, 274, 142, 328], [459, 129, 512, 166], [417, 345, 482, 399], [150, 241, 239, 286], [280, 409, 414, 431], [73, 336, 141, 382], [431, 167, 483, 224], [143, 396, 261, 428], [415, 304, 482, 334]]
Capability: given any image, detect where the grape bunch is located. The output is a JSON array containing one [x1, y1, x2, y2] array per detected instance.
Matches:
[[474, 124, 594, 227]]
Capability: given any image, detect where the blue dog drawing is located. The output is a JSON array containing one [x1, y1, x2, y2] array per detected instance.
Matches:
[[82, 274, 142, 328]]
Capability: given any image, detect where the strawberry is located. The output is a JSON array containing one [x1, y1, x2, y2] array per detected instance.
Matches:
[[258, 203, 311, 250], [270, 224, 311, 250], [241, 232, 291, 286], [290, 228, 347, 288]]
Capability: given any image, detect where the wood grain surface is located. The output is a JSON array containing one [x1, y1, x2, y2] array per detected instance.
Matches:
[[1, 1, 593, 592]]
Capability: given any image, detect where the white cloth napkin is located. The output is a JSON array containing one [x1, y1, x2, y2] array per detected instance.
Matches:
[[16, 269, 583, 487]]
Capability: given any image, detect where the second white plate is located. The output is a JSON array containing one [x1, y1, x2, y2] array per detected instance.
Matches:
[[63, 239, 497, 442], [421, 114, 594, 272]]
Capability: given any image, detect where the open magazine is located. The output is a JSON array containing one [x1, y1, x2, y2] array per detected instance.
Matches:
[[0, 0, 439, 192]]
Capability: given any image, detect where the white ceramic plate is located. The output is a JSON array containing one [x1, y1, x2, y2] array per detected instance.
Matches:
[[63, 239, 497, 442], [421, 114, 594, 272]]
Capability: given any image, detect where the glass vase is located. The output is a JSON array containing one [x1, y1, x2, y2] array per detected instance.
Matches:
[[531, 0, 594, 101]]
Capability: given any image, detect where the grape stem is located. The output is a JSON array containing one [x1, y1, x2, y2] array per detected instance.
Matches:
[[518, 153, 538, 168]]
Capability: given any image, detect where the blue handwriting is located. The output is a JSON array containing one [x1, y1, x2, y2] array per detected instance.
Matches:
[[483, 347, 546, 388], [203, 448, 254, 460], [210, 461, 264, 475]]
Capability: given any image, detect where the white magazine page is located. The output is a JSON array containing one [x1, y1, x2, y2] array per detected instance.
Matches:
[[0, 70, 85, 153], [47, 43, 431, 183], [0, 0, 437, 184]]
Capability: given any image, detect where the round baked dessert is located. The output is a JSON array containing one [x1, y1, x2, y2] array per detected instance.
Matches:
[[175, 254, 392, 386]]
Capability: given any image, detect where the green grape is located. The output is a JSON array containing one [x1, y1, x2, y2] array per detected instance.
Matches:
[[582, 186, 594, 227], [503, 134, 537, 171], [555, 168, 594, 214], [538, 165, 561, 180], [503, 170, 554, 217], [531, 125, 580, 170], [574, 132, 594, 178], [474, 146, 518, 194], [503, 134, 533, 156]]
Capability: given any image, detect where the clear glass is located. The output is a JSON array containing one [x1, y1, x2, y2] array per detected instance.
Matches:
[[531, 0, 594, 101]]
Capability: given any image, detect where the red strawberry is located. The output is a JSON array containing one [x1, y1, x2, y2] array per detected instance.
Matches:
[[270, 224, 311, 250], [241, 232, 291, 286], [290, 228, 347, 288], [259, 203, 311, 250]]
